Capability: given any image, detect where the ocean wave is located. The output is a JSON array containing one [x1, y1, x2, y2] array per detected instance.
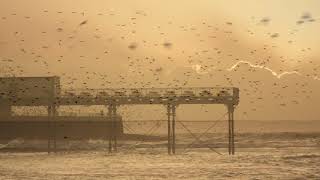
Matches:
[[282, 154, 320, 160]]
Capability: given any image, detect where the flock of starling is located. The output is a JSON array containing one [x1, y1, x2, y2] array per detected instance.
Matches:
[[0, 9, 319, 120]]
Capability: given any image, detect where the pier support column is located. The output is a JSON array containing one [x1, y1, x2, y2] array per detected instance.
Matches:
[[231, 106, 235, 155], [107, 105, 112, 153], [47, 104, 57, 154], [167, 104, 171, 154], [47, 106, 51, 154], [107, 104, 118, 153], [166, 103, 177, 155], [227, 104, 235, 155], [112, 104, 118, 152], [52, 105, 57, 152], [172, 105, 176, 154]]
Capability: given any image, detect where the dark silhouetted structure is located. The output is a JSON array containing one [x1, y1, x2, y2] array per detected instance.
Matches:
[[0, 76, 239, 155]]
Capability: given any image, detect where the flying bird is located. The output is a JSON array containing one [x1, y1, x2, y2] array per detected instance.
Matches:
[[79, 20, 88, 26], [128, 43, 138, 50], [162, 42, 172, 49]]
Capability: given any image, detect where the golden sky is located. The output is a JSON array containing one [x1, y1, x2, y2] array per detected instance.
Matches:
[[0, 0, 320, 120]]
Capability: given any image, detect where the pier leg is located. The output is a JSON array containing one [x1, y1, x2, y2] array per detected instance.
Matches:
[[107, 105, 112, 153], [227, 104, 235, 155], [230, 106, 235, 155], [167, 104, 171, 154], [228, 105, 231, 155], [47, 106, 51, 154], [172, 105, 176, 154], [112, 105, 117, 152], [53, 105, 57, 153]]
